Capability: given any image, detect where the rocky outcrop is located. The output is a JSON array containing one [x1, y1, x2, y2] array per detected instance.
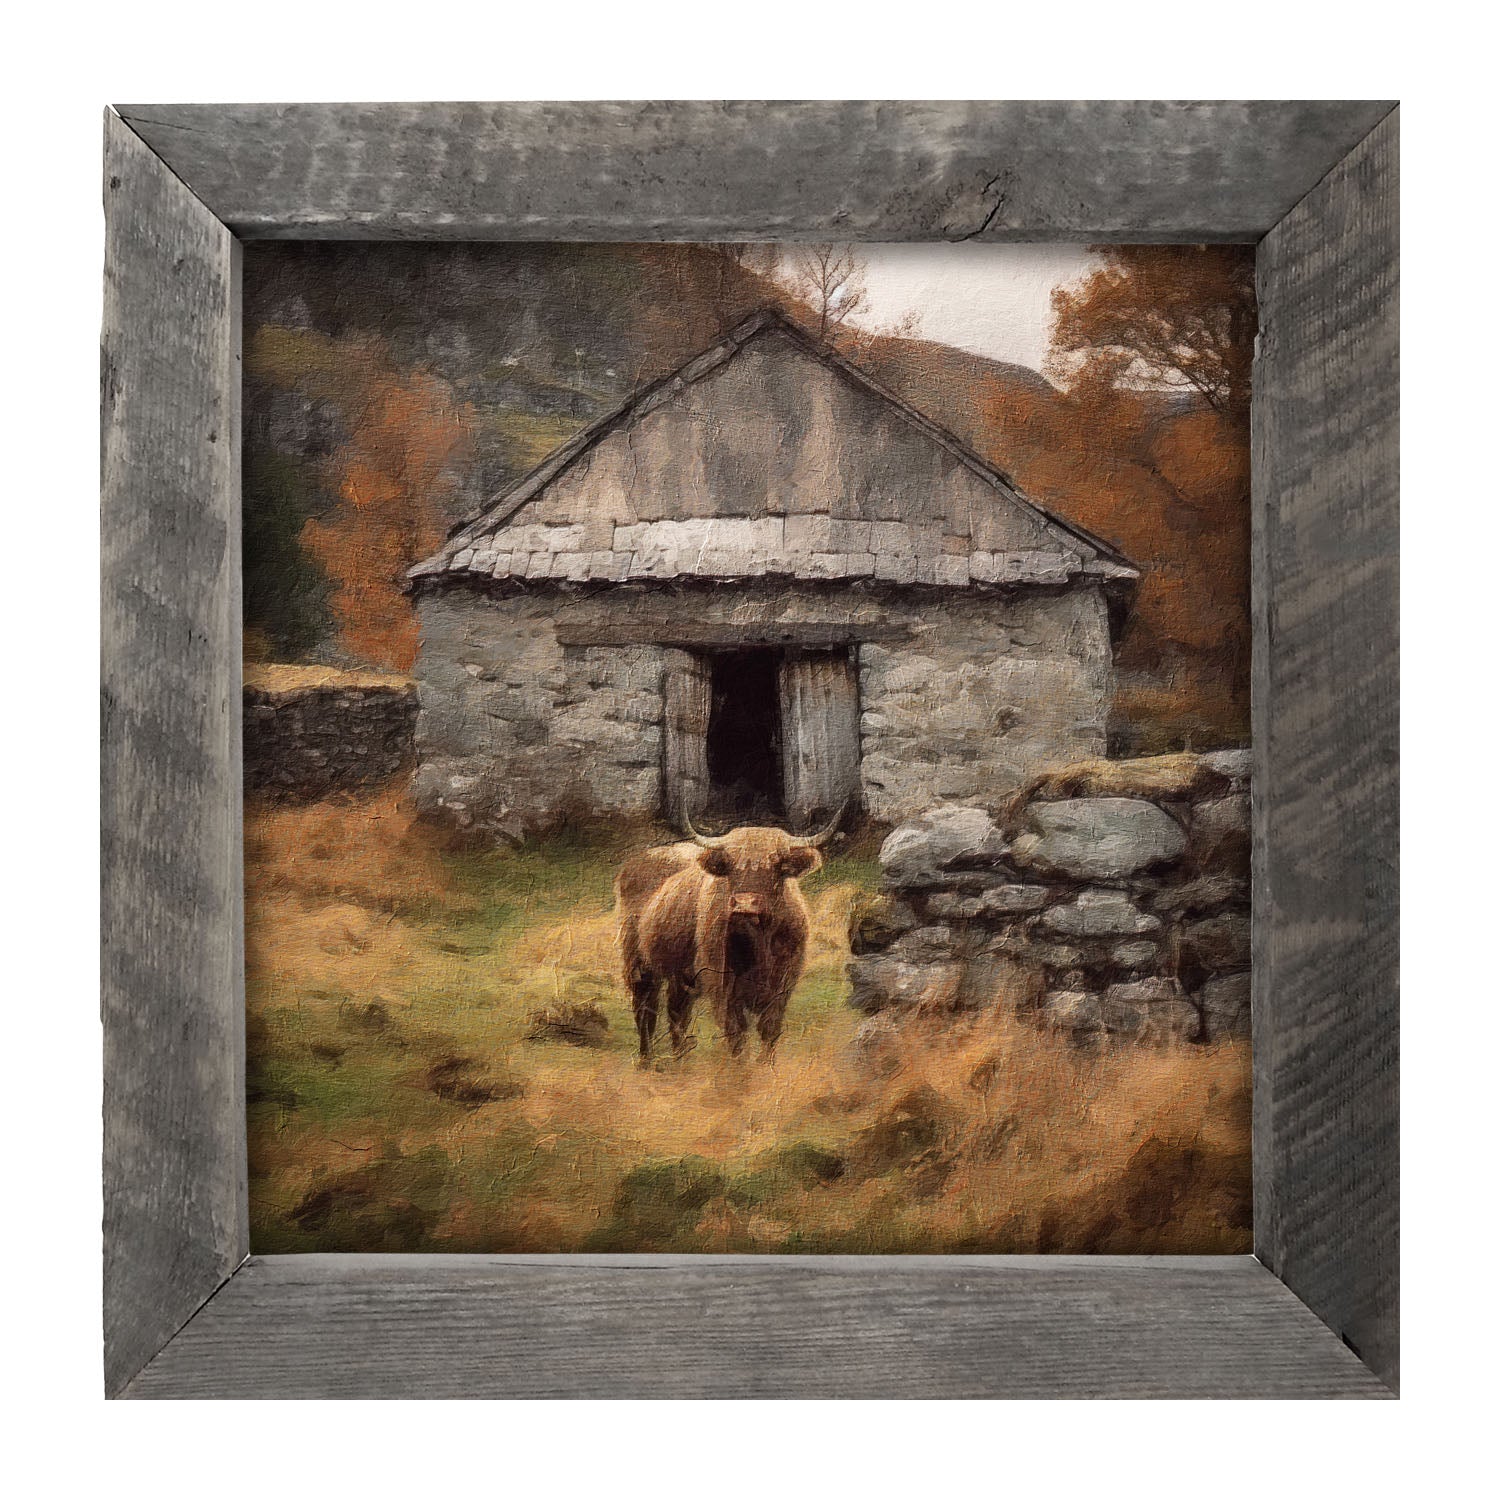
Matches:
[[847, 751, 1252, 1046]]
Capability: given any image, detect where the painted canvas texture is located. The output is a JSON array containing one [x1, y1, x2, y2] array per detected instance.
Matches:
[[242, 243, 1253, 1255]]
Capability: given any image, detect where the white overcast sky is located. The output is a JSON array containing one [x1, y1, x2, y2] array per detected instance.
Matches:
[[779, 244, 1101, 373]]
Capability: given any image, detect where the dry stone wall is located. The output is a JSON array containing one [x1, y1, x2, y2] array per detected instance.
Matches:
[[848, 750, 1251, 1046], [244, 676, 418, 802]]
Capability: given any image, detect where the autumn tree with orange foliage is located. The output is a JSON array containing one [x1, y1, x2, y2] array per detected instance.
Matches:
[[302, 357, 472, 671], [245, 326, 474, 673], [979, 246, 1256, 750], [1049, 245, 1255, 414]]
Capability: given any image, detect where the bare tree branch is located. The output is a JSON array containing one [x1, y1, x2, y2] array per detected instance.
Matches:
[[787, 244, 868, 341]]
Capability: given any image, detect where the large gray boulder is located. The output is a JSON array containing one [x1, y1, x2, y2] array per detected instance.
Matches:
[[846, 955, 962, 1013], [1042, 887, 1162, 938], [885, 925, 958, 963], [878, 806, 1009, 887], [1150, 871, 1249, 916], [1038, 984, 1199, 1045], [1012, 797, 1186, 881], [1103, 978, 1181, 1006], [1201, 748, 1252, 787], [993, 933, 1085, 970], [1118, 996, 1202, 1046], [1111, 940, 1160, 969], [1038, 990, 1110, 1036], [1102, 980, 1202, 1044]]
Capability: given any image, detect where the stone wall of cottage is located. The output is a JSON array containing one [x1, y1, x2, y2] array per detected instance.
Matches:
[[410, 580, 1112, 839], [848, 750, 1252, 1047]]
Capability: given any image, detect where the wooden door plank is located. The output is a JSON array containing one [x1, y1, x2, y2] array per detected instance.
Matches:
[[662, 649, 711, 830], [780, 651, 861, 827]]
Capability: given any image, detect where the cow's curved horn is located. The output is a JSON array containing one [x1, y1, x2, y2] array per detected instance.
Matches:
[[791, 800, 848, 849], [682, 808, 728, 847]]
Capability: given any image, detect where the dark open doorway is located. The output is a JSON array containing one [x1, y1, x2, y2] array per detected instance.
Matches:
[[705, 649, 783, 822]]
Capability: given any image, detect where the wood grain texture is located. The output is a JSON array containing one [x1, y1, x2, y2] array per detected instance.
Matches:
[[122, 1254, 1389, 1399], [101, 109, 248, 1397], [100, 101, 1400, 1399], [114, 101, 1393, 243], [780, 651, 862, 824], [662, 648, 712, 828], [1252, 111, 1399, 1389]]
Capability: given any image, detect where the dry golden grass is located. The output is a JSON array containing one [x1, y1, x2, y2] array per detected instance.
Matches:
[[245, 787, 462, 916], [243, 661, 414, 694], [244, 789, 1251, 1256]]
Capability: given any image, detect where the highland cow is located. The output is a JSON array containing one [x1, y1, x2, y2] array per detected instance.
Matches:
[[615, 814, 840, 1061]]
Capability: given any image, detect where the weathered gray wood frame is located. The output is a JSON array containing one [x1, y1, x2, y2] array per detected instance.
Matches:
[[101, 100, 1398, 1399]]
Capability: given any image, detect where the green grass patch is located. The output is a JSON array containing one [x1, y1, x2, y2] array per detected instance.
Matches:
[[486, 408, 592, 473]]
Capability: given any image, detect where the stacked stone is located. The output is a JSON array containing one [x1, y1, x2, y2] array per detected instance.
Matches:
[[244, 682, 418, 802], [409, 593, 672, 837], [847, 751, 1251, 1046], [551, 645, 666, 794]]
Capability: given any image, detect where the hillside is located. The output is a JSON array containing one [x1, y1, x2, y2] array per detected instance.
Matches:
[[242, 242, 1247, 748], [857, 333, 1058, 443], [243, 244, 1082, 538]]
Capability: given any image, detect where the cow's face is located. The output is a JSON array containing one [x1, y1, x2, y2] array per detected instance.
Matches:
[[699, 827, 822, 928]]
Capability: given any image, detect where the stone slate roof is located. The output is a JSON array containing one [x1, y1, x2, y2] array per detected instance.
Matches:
[[410, 307, 1138, 590]]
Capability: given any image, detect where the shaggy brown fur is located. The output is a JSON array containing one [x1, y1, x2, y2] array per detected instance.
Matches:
[[615, 828, 822, 1061]]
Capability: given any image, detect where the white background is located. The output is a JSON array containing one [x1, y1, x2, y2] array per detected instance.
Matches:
[[0, 2, 1483, 1485]]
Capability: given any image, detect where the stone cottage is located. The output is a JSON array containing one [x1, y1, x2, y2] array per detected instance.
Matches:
[[407, 308, 1138, 838]]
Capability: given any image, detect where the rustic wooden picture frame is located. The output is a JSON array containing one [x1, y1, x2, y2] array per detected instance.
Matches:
[[101, 100, 1398, 1399]]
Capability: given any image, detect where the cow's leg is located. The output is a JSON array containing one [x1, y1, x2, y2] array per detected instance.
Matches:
[[666, 979, 696, 1057], [755, 981, 797, 1060], [631, 970, 661, 1062], [754, 1000, 786, 1060], [721, 983, 750, 1058], [755, 955, 802, 1062]]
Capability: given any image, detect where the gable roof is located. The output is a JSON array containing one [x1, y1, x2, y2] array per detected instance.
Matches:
[[410, 307, 1138, 589]]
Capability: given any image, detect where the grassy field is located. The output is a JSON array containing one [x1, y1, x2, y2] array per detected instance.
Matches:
[[245, 787, 1252, 1255]]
